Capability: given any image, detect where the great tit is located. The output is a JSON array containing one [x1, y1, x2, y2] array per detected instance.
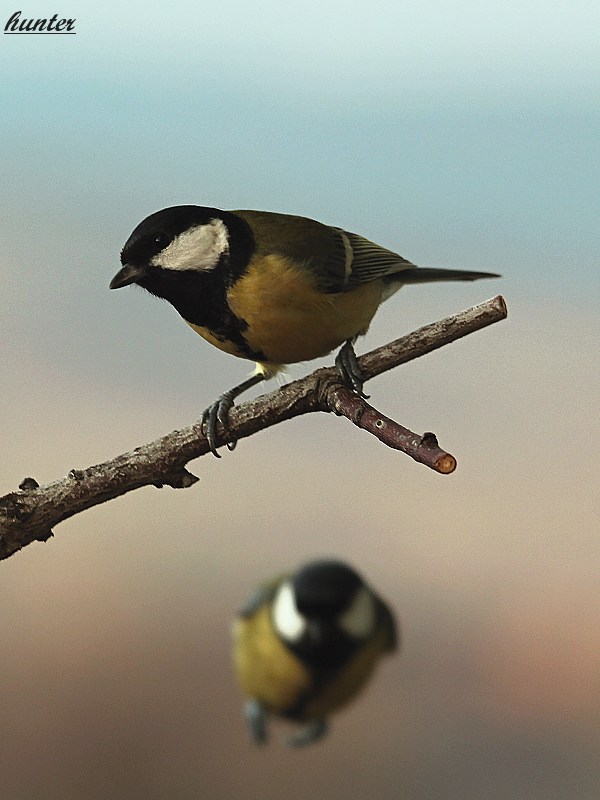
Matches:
[[110, 206, 499, 455], [232, 559, 398, 746]]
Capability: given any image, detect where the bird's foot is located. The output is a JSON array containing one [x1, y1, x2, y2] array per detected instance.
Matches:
[[201, 391, 238, 458], [335, 340, 369, 398], [285, 718, 328, 747], [244, 699, 268, 745], [200, 373, 267, 457]]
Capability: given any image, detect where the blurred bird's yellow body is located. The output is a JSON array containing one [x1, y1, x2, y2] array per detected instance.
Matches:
[[233, 605, 311, 715], [231, 561, 397, 746], [233, 603, 391, 720]]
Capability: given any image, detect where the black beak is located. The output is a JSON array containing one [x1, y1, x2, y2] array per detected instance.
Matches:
[[109, 263, 147, 289]]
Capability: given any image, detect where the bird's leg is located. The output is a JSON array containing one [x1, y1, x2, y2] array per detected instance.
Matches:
[[335, 339, 369, 398], [244, 698, 268, 745], [285, 718, 329, 747], [201, 373, 266, 457]]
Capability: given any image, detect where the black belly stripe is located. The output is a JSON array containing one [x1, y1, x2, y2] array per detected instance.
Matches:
[[195, 317, 267, 362], [142, 266, 267, 362], [282, 665, 343, 720]]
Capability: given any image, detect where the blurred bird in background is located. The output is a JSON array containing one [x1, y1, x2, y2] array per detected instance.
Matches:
[[232, 559, 398, 746]]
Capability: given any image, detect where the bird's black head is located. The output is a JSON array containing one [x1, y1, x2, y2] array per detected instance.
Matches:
[[110, 205, 254, 295]]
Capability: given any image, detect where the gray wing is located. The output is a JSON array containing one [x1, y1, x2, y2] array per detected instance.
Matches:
[[330, 229, 417, 292], [331, 230, 498, 289], [234, 210, 416, 293]]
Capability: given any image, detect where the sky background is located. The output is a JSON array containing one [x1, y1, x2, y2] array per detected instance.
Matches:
[[1, 2, 599, 798]]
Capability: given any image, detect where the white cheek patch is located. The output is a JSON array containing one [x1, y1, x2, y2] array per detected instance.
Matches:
[[151, 218, 229, 272], [272, 582, 306, 643], [338, 587, 376, 639]]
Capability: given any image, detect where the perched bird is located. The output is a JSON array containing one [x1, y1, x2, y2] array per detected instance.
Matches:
[[232, 559, 398, 746], [110, 206, 499, 454]]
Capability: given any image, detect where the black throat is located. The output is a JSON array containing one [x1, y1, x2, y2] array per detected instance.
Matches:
[[287, 626, 360, 671], [137, 212, 261, 359]]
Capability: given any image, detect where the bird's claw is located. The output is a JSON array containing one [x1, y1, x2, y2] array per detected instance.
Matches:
[[285, 718, 328, 747], [200, 373, 266, 456], [335, 341, 369, 398], [201, 391, 237, 457], [244, 699, 268, 745]]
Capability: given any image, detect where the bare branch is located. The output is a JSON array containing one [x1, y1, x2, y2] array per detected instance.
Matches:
[[0, 296, 507, 561], [328, 386, 457, 473]]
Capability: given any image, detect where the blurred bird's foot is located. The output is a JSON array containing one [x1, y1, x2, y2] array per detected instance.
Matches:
[[335, 340, 369, 398], [201, 373, 266, 457], [244, 699, 268, 745], [286, 718, 328, 747]]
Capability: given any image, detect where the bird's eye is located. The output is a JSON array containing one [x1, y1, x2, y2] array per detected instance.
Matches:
[[153, 232, 171, 250]]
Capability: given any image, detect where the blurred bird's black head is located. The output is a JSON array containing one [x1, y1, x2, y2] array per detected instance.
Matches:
[[292, 560, 363, 619], [272, 560, 377, 670]]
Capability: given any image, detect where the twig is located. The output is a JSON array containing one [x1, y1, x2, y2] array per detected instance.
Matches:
[[0, 296, 507, 561], [328, 386, 457, 473]]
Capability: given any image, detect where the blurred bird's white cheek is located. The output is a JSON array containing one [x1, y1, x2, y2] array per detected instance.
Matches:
[[339, 588, 376, 638], [152, 218, 229, 272], [272, 583, 306, 642]]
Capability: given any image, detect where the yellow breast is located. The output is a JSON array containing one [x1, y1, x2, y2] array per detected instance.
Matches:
[[227, 255, 382, 365]]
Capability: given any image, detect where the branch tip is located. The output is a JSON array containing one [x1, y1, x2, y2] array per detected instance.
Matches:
[[435, 454, 457, 475], [326, 387, 455, 474], [492, 294, 508, 317]]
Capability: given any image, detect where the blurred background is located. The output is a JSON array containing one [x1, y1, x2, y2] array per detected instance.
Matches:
[[1, 1, 598, 798]]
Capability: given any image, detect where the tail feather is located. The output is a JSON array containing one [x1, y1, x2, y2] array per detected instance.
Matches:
[[398, 267, 500, 284]]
